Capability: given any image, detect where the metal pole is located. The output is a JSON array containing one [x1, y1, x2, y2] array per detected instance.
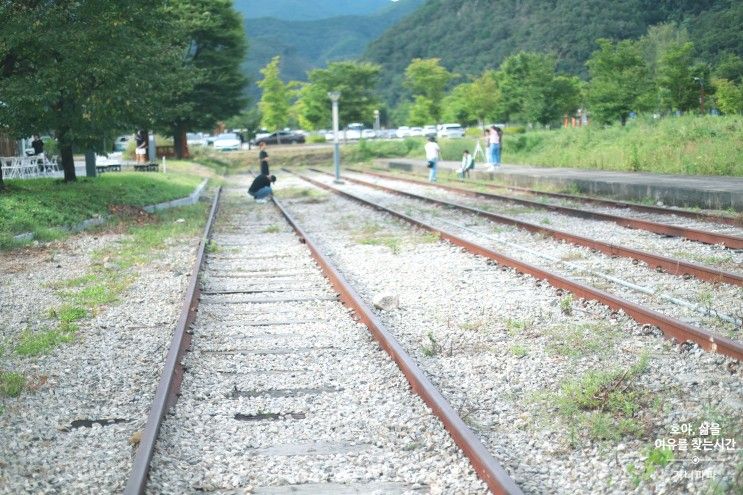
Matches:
[[85, 150, 97, 177], [328, 92, 342, 184]]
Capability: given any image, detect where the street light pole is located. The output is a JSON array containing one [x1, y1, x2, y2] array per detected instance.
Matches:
[[374, 109, 380, 133], [328, 91, 342, 183]]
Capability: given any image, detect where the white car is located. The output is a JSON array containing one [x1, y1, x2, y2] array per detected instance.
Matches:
[[409, 127, 424, 137], [423, 125, 437, 137], [213, 132, 241, 151], [395, 126, 411, 138], [361, 129, 377, 139], [186, 132, 208, 147], [437, 123, 465, 139]]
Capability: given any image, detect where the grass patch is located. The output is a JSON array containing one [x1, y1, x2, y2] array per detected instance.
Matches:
[[421, 332, 440, 357], [15, 325, 77, 357], [560, 294, 574, 315], [353, 222, 402, 254], [553, 354, 650, 446], [545, 322, 619, 358], [510, 344, 528, 357], [277, 187, 328, 202], [460, 319, 488, 332], [263, 224, 281, 233], [627, 446, 675, 487], [0, 371, 25, 397], [0, 172, 203, 248], [505, 318, 531, 335], [504, 114, 743, 176]]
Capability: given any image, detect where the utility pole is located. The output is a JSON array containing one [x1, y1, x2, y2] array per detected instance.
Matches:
[[328, 91, 342, 183], [694, 77, 705, 115]]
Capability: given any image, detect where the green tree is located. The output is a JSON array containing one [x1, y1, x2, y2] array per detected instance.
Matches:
[[657, 42, 698, 112], [0, 1, 179, 181], [294, 61, 381, 130], [714, 53, 743, 83], [159, 0, 248, 157], [587, 39, 652, 125], [497, 52, 577, 125], [712, 78, 743, 114], [258, 56, 291, 132], [442, 70, 502, 126], [404, 58, 453, 123]]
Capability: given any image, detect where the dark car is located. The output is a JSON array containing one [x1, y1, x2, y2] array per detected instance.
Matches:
[[254, 130, 305, 145]]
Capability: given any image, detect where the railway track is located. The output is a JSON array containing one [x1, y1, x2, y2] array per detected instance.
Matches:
[[125, 184, 519, 494], [267, 175, 742, 494], [312, 169, 741, 287], [296, 171, 743, 360], [354, 168, 743, 248]]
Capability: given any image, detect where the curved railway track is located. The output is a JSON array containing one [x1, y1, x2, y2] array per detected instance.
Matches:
[[125, 185, 520, 494], [295, 171, 743, 361]]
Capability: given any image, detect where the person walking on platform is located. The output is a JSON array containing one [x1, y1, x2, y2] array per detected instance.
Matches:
[[425, 136, 441, 183], [248, 173, 276, 203], [258, 141, 270, 175]]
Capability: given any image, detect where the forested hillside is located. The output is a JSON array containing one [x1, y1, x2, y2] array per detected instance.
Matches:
[[363, 0, 743, 105], [234, 0, 396, 21], [242, 0, 423, 100]]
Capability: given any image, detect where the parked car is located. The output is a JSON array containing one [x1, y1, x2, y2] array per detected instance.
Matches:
[[186, 132, 208, 147], [254, 130, 305, 145], [423, 125, 437, 138], [395, 126, 411, 138], [437, 123, 465, 139], [409, 127, 424, 137], [113, 135, 132, 152], [213, 132, 242, 151], [361, 129, 377, 139]]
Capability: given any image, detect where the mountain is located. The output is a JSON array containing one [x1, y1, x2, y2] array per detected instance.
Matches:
[[241, 0, 424, 99], [235, 0, 401, 22], [363, 0, 743, 105]]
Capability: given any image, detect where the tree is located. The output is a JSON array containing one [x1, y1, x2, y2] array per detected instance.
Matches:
[[157, 0, 248, 158], [497, 52, 579, 125], [442, 70, 502, 126], [657, 42, 698, 112], [587, 39, 652, 125], [712, 78, 743, 114], [0, 1, 179, 181], [258, 57, 291, 132], [714, 53, 743, 83], [404, 58, 453, 123], [294, 61, 381, 130]]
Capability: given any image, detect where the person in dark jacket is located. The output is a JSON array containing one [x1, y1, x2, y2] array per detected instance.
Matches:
[[31, 135, 44, 156], [248, 174, 276, 203], [258, 141, 269, 175]]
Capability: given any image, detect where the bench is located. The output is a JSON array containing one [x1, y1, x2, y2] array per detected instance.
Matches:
[[96, 164, 122, 174], [134, 163, 159, 172]]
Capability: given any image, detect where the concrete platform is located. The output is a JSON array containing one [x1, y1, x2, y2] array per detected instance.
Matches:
[[377, 159, 743, 212]]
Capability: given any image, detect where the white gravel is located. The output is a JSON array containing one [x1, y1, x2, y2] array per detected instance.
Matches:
[[0, 213, 203, 493], [278, 173, 742, 495], [145, 182, 489, 494]]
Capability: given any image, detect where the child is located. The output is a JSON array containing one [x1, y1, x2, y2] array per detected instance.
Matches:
[[459, 150, 475, 178]]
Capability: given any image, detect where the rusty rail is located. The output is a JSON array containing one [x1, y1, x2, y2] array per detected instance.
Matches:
[[363, 167, 742, 227], [345, 168, 743, 249], [125, 188, 221, 495], [272, 196, 523, 495], [296, 173, 743, 362], [309, 169, 741, 288]]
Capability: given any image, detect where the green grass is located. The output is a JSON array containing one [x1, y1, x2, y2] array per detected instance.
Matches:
[[0, 371, 25, 397], [15, 326, 76, 357], [349, 115, 743, 176], [504, 114, 743, 176], [553, 354, 650, 445], [510, 344, 528, 357], [353, 222, 402, 254], [627, 446, 675, 487], [263, 224, 281, 233], [0, 172, 203, 248], [546, 322, 619, 358]]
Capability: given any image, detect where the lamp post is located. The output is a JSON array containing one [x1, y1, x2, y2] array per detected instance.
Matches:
[[693, 77, 705, 115], [328, 91, 342, 183], [373, 109, 380, 132]]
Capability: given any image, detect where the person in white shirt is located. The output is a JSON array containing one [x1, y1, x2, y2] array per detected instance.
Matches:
[[488, 125, 502, 167], [424, 136, 441, 182]]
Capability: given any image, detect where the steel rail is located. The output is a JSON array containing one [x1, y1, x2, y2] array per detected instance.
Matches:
[[345, 168, 743, 249], [365, 167, 742, 227], [272, 196, 523, 495], [124, 187, 222, 495], [309, 169, 742, 288], [295, 173, 743, 362]]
